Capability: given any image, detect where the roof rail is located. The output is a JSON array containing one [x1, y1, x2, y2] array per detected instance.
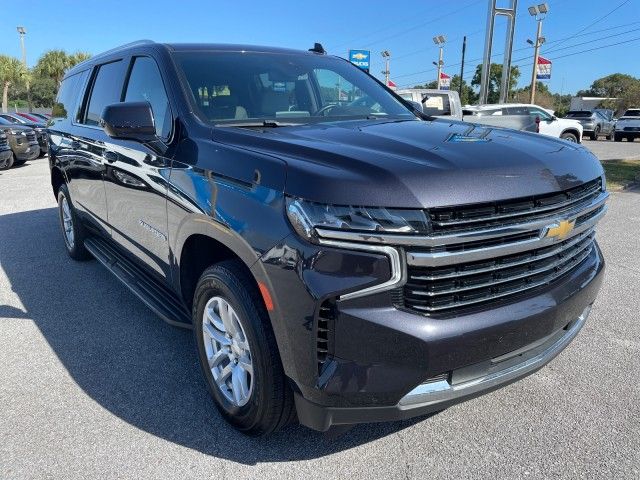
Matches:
[[94, 39, 155, 58]]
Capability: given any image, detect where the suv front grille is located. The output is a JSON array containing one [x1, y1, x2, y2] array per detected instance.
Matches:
[[0, 135, 7, 147], [404, 230, 595, 313], [428, 178, 602, 235], [399, 178, 607, 314]]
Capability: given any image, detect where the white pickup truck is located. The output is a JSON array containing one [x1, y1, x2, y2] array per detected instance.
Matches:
[[614, 108, 640, 142], [395, 89, 464, 120]]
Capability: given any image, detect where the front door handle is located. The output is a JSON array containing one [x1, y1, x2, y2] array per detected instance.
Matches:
[[104, 151, 118, 163]]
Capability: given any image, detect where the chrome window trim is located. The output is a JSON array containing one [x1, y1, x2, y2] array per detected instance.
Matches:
[[317, 239, 405, 301], [314, 191, 608, 248]]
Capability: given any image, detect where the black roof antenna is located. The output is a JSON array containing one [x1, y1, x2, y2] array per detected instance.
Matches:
[[309, 43, 326, 54]]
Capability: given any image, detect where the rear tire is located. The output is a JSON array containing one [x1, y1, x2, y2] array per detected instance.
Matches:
[[590, 128, 599, 141], [615, 133, 623, 142], [0, 152, 13, 170], [193, 260, 295, 436], [627, 136, 635, 142], [57, 184, 92, 261], [560, 132, 578, 143]]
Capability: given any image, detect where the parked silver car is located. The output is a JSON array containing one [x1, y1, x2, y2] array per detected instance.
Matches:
[[564, 110, 615, 141]]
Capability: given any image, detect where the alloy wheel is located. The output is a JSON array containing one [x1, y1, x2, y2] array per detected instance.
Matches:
[[202, 296, 254, 407]]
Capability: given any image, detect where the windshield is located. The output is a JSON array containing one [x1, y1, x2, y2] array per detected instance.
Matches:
[[173, 51, 414, 125], [565, 111, 592, 117], [623, 110, 640, 117]]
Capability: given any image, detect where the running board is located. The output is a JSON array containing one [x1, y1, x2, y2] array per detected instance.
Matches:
[[84, 237, 192, 329]]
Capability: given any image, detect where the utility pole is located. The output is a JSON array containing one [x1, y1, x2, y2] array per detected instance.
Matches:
[[16, 26, 32, 113], [432, 35, 446, 89], [381, 51, 391, 86], [527, 4, 549, 105], [459, 36, 467, 102], [479, 0, 518, 104]]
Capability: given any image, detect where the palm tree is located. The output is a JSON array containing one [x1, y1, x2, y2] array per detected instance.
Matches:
[[69, 52, 92, 67], [0, 55, 27, 113], [35, 50, 70, 86]]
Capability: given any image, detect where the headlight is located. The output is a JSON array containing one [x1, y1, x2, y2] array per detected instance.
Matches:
[[286, 197, 430, 242]]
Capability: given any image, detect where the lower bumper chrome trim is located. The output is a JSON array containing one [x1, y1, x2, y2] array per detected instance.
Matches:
[[399, 305, 591, 406]]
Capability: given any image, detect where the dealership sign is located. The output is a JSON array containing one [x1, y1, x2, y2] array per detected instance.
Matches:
[[349, 50, 370, 72], [440, 72, 451, 90], [537, 56, 552, 80]]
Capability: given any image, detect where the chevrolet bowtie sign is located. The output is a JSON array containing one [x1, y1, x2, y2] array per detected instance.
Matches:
[[349, 49, 370, 72], [545, 219, 576, 240]]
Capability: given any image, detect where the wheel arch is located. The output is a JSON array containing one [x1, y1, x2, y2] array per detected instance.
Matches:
[[561, 128, 582, 143], [173, 215, 265, 310], [51, 166, 67, 199]]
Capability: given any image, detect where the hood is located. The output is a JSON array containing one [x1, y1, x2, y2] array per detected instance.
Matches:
[[0, 124, 34, 133], [211, 118, 604, 208]]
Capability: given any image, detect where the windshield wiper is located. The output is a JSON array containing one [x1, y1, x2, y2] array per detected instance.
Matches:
[[215, 120, 299, 128]]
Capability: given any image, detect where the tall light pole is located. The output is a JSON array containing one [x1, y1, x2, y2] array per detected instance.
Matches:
[[381, 51, 391, 87], [432, 35, 446, 90], [16, 26, 32, 113], [528, 4, 549, 104]]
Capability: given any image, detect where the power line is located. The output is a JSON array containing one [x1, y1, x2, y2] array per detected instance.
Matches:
[[545, 0, 631, 52], [327, 0, 484, 52], [395, 21, 640, 87]]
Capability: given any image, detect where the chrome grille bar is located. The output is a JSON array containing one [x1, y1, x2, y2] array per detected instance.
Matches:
[[409, 230, 595, 281], [405, 243, 595, 313], [406, 235, 594, 297]]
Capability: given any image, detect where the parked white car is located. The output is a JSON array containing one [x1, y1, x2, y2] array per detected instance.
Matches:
[[614, 108, 640, 142], [463, 103, 583, 143]]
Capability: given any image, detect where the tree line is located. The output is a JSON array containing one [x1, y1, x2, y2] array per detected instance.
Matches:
[[0, 50, 91, 112], [414, 63, 640, 116]]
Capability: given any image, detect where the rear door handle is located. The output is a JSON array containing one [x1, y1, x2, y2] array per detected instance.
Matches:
[[104, 151, 118, 163]]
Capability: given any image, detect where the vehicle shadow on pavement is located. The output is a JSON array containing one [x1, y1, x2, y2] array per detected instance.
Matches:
[[0, 208, 425, 464]]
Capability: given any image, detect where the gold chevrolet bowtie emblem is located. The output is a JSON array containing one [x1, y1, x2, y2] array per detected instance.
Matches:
[[545, 219, 576, 240]]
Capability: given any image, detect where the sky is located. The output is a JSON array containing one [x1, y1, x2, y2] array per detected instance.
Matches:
[[1, 0, 639, 95]]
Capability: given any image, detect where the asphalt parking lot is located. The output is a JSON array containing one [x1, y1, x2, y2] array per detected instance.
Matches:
[[1, 157, 639, 479], [583, 137, 640, 161]]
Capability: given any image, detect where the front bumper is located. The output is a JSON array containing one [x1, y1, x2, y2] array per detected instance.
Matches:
[[295, 305, 591, 431], [258, 231, 605, 431], [13, 142, 40, 161]]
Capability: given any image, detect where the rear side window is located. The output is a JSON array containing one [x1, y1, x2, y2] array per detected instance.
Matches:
[[124, 57, 171, 139], [52, 71, 86, 121], [84, 60, 125, 126]]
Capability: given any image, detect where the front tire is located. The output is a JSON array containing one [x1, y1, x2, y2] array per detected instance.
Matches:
[[193, 260, 294, 435], [57, 184, 92, 260], [0, 152, 13, 170], [561, 132, 578, 143], [590, 127, 599, 141], [615, 133, 623, 142]]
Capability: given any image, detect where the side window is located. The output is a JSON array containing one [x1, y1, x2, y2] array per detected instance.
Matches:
[[84, 60, 125, 126], [529, 108, 552, 121], [124, 57, 172, 139], [52, 72, 82, 120]]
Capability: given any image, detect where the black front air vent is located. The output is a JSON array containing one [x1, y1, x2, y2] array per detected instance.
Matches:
[[317, 300, 336, 375]]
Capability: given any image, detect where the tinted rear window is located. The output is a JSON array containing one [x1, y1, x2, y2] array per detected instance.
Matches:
[[84, 61, 125, 126], [52, 72, 84, 121], [623, 110, 640, 117], [566, 111, 592, 117]]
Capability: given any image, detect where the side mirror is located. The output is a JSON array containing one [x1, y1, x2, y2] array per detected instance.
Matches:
[[101, 102, 157, 142], [551, 115, 557, 121]]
